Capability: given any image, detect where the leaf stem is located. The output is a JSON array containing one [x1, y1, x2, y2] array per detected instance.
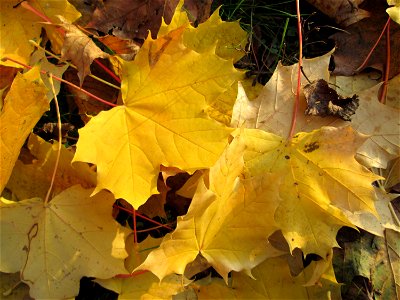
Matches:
[[355, 17, 391, 73], [2, 57, 117, 107], [44, 74, 62, 206], [288, 0, 303, 140], [380, 17, 391, 104], [29, 40, 121, 90]]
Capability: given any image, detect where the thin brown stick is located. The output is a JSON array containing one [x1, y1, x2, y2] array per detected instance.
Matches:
[[380, 17, 391, 104]]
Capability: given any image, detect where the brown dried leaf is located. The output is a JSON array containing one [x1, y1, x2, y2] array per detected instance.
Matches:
[[59, 17, 109, 85], [330, 0, 400, 78], [306, 0, 370, 27], [304, 79, 359, 121]]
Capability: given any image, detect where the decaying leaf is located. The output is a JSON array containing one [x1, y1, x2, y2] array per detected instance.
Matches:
[[0, 185, 129, 299], [304, 79, 359, 121], [0, 67, 49, 193], [73, 14, 241, 208], [306, 0, 370, 27], [59, 16, 109, 85], [330, 1, 400, 78]]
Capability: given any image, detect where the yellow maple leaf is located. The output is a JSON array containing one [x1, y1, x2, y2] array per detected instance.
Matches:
[[0, 67, 49, 193], [73, 24, 241, 208], [189, 254, 340, 299], [158, 0, 247, 62], [231, 51, 400, 169], [135, 135, 280, 281], [0, 185, 130, 299], [6, 133, 96, 200], [239, 126, 381, 257], [0, 0, 80, 68]]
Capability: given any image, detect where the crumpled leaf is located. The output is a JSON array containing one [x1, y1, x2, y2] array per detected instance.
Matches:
[[73, 22, 241, 208], [0, 0, 80, 67], [59, 16, 110, 86], [6, 133, 96, 200], [0, 67, 49, 193], [306, 0, 370, 27], [0, 185, 129, 299], [238, 126, 380, 257], [136, 134, 281, 281], [232, 51, 400, 169]]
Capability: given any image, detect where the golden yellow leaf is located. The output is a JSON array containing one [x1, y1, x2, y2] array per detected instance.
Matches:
[[189, 254, 340, 300], [239, 126, 381, 257], [387, 0, 400, 25], [96, 272, 189, 300], [0, 0, 80, 67], [232, 51, 400, 168], [6, 134, 96, 200], [158, 0, 247, 62], [0, 185, 129, 299], [73, 24, 241, 208], [0, 67, 48, 193], [136, 135, 280, 281]]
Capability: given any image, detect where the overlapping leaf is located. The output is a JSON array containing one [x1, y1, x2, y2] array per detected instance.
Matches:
[[136, 135, 281, 281], [0, 0, 80, 67], [73, 19, 242, 208], [238, 126, 381, 257], [0, 67, 49, 193], [0, 185, 129, 299], [232, 52, 400, 168]]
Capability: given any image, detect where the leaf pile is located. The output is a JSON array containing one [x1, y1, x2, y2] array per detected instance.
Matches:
[[0, 0, 399, 299]]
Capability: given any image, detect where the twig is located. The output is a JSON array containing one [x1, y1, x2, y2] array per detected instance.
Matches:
[[288, 0, 303, 140], [2, 57, 117, 107], [44, 74, 62, 206], [380, 17, 391, 104]]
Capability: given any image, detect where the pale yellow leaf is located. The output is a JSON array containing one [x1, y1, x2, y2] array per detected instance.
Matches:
[[6, 133, 96, 200], [239, 126, 380, 256], [0, 185, 129, 299]]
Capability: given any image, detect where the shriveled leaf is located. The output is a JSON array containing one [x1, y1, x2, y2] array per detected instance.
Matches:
[[73, 24, 240, 208], [239, 126, 380, 257], [0, 67, 49, 193], [59, 17, 109, 85], [136, 135, 280, 281], [6, 134, 96, 200], [0, 0, 80, 67], [232, 52, 400, 168], [0, 185, 129, 299]]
